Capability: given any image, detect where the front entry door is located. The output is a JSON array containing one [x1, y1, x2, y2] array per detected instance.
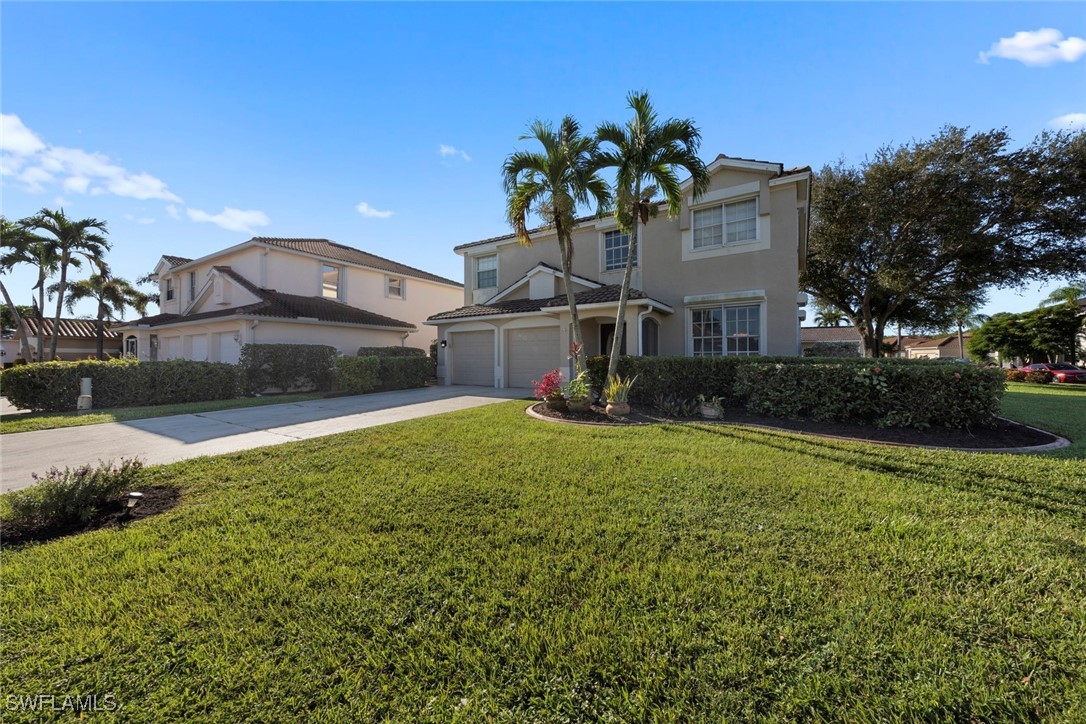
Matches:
[[600, 323, 627, 357]]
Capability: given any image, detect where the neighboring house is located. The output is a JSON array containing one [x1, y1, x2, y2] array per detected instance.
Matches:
[[1, 317, 122, 364], [115, 238, 462, 362], [882, 334, 932, 359], [906, 334, 970, 360], [427, 154, 811, 388], [800, 326, 862, 356]]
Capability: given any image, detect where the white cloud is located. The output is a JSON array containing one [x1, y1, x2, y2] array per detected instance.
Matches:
[[0, 113, 182, 202], [355, 201, 393, 219], [124, 213, 157, 225], [0, 114, 45, 155], [187, 206, 270, 234], [978, 28, 1086, 66], [1049, 112, 1086, 130], [165, 204, 181, 220], [439, 144, 471, 162]]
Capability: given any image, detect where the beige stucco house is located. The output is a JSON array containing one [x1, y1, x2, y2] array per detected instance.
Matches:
[[116, 238, 462, 362], [427, 155, 812, 388], [1, 317, 121, 364]]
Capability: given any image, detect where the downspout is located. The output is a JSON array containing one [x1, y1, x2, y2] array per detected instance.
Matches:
[[401, 331, 410, 347], [636, 304, 655, 356]]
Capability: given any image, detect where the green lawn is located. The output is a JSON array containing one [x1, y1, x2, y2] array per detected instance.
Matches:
[[2, 394, 1084, 720], [0, 393, 324, 434], [1001, 381, 1086, 458]]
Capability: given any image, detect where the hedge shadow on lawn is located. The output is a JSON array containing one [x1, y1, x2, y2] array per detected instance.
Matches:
[[681, 424, 1086, 525]]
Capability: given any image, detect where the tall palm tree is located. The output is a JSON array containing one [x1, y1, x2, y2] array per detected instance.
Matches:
[[25, 209, 110, 360], [57, 263, 151, 359], [814, 305, 848, 327], [1, 215, 60, 361], [503, 117, 611, 369], [595, 91, 710, 381], [950, 304, 989, 359], [1040, 284, 1086, 308]]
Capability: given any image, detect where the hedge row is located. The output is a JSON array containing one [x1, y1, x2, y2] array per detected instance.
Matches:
[[0, 358, 239, 412], [239, 344, 337, 394], [1004, 369, 1053, 384], [357, 346, 427, 358], [585, 355, 1005, 428], [334, 355, 380, 394], [374, 356, 432, 391]]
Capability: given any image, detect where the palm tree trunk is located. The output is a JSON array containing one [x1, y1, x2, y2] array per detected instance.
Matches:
[[96, 298, 106, 359], [606, 202, 640, 382], [50, 252, 69, 360], [957, 322, 965, 359], [34, 270, 47, 362], [0, 279, 32, 361], [558, 238, 585, 372]]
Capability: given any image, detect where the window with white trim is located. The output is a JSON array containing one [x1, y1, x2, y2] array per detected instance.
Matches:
[[165, 278, 174, 301], [322, 264, 340, 298], [189, 272, 197, 301], [693, 197, 758, 249], [386, 276, 404, 299], [476, 254, 497, 289], [603, 230, 637, 271], [691, 304, 760, 356]]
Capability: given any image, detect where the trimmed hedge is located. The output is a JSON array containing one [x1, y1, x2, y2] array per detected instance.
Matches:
[[376, 356, 433, 391], [1005, 368, 1053, 384], [239, 344, 337, 393], [357, 346, 427, 358], [585, 355, 1005, 428], [0, 358, 240, 412], [335, 355, 380, 394]]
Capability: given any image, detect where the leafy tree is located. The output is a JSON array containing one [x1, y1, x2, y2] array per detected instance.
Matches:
[[0, 303, 34, 331], [595, 91, 709, 381], [502, 117, 611, 369], [1040, 284, 1086, 307], [55, 263, 151, 359], [970, 305, 1084, 363], [25, 209, 110, 360], [803, 127, 1086, 357], [0, 215, 59, 361]]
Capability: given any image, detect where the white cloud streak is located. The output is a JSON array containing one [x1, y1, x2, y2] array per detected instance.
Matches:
[[165, 204, 181, 220], [978, 28, 1086, 66], [0, 113, 183, 202], [355, 201, 394, 219], [1049, 113, 1086, 130], [187, 207, 270, 234], [439, 144, 471, 162]]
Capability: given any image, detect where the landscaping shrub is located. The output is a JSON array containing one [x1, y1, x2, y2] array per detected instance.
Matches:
[[0, 358, 239, 412], [375, 356, 433, 391], [239, 344, 337, 393], [802, 341, 862, 358], [587, 355, 1005, 428], [1, 458, 143, 527], [1005, 368, 1054, 384], [356, 346, 427, 358], [334, 355, 380, 394]]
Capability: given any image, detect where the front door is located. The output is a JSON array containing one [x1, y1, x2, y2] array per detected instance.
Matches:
[[600, 323, 627, 357]]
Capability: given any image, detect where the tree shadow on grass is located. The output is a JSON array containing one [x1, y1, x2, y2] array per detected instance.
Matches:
[[675, 424, 1086, 525]]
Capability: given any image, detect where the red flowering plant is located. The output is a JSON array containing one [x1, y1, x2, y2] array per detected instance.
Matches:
[[532, 369, 565, 401]]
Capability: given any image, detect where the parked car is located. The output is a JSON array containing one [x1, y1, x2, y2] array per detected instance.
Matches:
[[1023, 363, 1086, 383]]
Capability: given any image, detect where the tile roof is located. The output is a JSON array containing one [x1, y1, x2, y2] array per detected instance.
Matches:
[[910, 334, 970, 349], [800, 326, 862, 343], [162, 255, 193, 268], [121, 267, 415, 330], [428, 285, 652, 321], [249, 238, 462, 287], [23, 317, 121, 339]]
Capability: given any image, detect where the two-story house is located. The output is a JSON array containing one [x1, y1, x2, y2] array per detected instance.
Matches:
[[426, 155, 811, 388], [115, 237, 462, 362]]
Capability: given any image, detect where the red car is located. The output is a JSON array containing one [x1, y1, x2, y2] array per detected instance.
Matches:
[[1024, 363, 1086, 383]]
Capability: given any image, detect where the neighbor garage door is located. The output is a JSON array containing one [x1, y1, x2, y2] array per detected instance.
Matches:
[[450, 330, 494, 386], [507, 327, 560, 389]]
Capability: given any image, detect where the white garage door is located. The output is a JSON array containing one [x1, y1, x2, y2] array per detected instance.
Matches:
[[189, 334, 208, 361], [450, 330, 494, 386], [507, 327, 560, 389], [217, 332, 241, 364]]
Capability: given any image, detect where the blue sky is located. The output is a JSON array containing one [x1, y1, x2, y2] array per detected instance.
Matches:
[[2, 2, 1084, 323]]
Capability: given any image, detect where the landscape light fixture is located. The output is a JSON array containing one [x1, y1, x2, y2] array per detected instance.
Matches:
[[125, 491, 144, 513]]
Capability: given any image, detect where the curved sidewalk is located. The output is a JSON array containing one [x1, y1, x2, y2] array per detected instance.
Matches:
[[1, 386, 524, 493]]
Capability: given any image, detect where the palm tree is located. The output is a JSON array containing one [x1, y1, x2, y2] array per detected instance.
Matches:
[[950, 304, 990, 359], [1040, 284, 1086, 308], [1, 215, 60, 361], [57, 263, 151, 359], [814, 305, 848, 327], [25, 209, 110, 360], [502, 117, 611, 369], [595, 91, 710, 381]]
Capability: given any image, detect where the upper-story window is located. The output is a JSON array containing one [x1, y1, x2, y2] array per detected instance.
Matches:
[[188, 272, 197, 301], [165, 278, 174, 301], [386, 276, 404, 299], [693, 197, 758, 249], [322, 264, 340, 299], [603, 230, 637, 271], [475, 255, 497, 289]]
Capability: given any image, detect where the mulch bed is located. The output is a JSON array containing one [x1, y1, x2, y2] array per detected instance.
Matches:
[[1, 486, 182, 547], [530, 402, 1060, 451]]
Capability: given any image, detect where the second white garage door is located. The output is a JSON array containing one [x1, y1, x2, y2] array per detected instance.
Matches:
[[450, 330, 495, 386], [506, 327, 561, 389]]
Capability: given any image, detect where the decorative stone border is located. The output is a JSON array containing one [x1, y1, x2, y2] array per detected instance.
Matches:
[[525, 404, 1071, 455]]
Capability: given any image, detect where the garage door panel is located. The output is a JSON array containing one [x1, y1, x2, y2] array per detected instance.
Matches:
[[507, 327, 560, 389], [451, 330, 494, 386]]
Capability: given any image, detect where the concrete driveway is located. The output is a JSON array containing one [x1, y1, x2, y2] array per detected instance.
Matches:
[[1, 386, 527, 493]]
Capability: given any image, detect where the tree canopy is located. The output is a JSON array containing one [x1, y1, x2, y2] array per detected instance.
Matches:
[[803, 126, 1086, 356]]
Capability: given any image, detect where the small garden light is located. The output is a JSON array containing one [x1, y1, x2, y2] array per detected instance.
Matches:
[[125, 491, 144, 512]]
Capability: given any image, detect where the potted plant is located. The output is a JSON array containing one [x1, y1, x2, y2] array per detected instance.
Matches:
[[563, 372, 592, 413], [697, 394, 724, 419], [603, 375, 636, 417], [533, 369, 566, 410]]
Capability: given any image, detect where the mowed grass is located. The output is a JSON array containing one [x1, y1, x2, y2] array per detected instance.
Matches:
[[1001, 381, 1086, 458], [0, 393, 323, 435], [2, 399, 1085, 721]]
